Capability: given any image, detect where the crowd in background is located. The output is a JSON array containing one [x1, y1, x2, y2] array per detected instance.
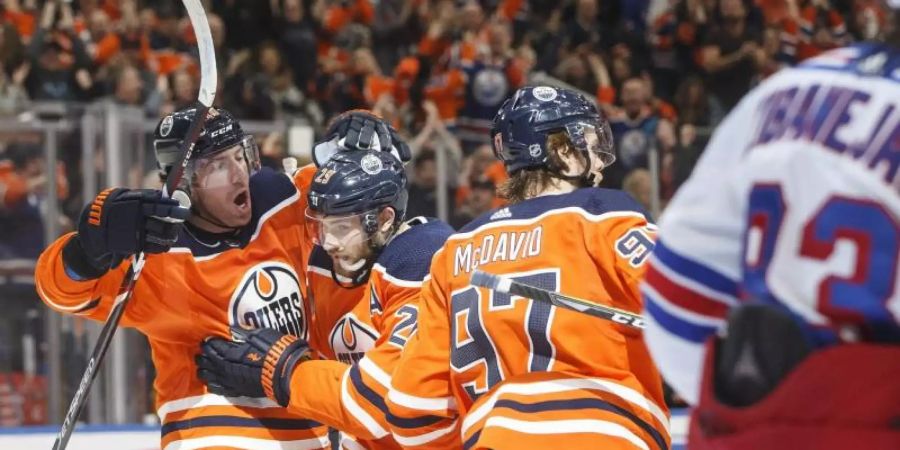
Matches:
[[1, 0, 892, 222], [0, 0, 894, 422]]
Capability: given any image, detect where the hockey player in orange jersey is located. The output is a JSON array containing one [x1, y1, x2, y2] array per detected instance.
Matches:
[[196, 147, 454, 450], [34, 107, 407, 450], [383, 86, 671, 450]]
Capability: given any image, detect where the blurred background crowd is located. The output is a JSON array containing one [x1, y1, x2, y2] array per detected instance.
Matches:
[[0, 0, 893, 426]]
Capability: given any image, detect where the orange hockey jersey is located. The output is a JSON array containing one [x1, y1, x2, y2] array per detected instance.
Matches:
[[34, 166, 332, 450], [386, 189, 670, 450], [305, 246, 368, 365], [291, 218, 453, 450]]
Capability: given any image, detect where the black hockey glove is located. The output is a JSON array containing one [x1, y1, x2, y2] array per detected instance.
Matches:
[[196, 328, 311, 406], [313, 110, 411, 167], [62, 188, 190, 279]]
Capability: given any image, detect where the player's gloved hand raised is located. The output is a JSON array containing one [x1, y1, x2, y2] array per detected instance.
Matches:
[[63, 188, 190, 279], [196, 327, 311, 406], [313, 110, 411, 166]]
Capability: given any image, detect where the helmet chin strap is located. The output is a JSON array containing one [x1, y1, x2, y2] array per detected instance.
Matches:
[[549, 149, 595, 187], [584, 160, 603, 187], [338, 258, 367, 272], [331, 256, 375, 289], [330, 243, 380, 289]]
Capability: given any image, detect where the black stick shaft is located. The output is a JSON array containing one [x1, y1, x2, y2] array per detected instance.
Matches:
[[471, 270, 646, 330], [51, 3, 215, 443], [51, 259, 140, 450]]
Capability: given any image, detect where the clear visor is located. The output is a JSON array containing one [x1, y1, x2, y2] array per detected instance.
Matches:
[[565, 120, 616, 168], [189, 136, 261, 190], [304, 208, 375, 249]]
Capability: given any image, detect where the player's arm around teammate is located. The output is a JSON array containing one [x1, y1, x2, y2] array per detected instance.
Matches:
[[34, 108, 255, 327], [35, 107, 348, 449]]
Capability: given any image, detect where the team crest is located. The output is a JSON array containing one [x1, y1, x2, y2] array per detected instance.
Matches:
[[472, 68, 508, 106], [159, 115, 174, 137], [532, 86, 558, 102], [229, 262, 307, 340], [329, 313, 378, 364], [360, 154, 383, 175]]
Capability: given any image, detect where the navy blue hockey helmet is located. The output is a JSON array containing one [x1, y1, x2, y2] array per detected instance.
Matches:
[[312, 110, 412, 167], [307, 149, 408, 235], [490, 86, 615, 174], [306, 149, 408, 287], [153, 107, 260, 183]]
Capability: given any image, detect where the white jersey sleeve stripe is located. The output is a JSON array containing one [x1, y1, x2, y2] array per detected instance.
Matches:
[[341, 370, 389, 438], [387, 388, 457, 413], [480, 417, 650, 450]]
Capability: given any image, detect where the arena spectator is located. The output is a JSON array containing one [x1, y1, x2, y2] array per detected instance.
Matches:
[[455, 19, 526, 151], [406, 149, 456, 219], [23, 1, 93, 101], [0, 58, 28, 114], [699, 0, 765, 112], [110, 63, 161, 116], [603, 76, 675, 191], [450, 177, 495, 229], [622, 167, 653, 213], [672, 75, 723, 129], [276, 0, 318, 92]]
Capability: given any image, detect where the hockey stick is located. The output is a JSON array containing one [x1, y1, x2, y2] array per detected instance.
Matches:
[[470, 270, 646, 330], [51, 2, 216, 449]]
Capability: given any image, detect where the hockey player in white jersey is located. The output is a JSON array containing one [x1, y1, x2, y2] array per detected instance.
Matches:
[[641, 2, 900, 449]]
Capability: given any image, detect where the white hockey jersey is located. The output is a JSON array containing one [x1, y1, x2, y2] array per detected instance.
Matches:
[[641, 43, 900, 404]]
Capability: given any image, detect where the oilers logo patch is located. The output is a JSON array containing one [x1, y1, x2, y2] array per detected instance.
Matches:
[[619, 129, 650, 168], [532, 86, 558, 102], [159, 115, 174, 137], [229, 262, 307, 339], [329, 313, 378, 365], [360, 153, 384, 175], [473, 67, 508, 106]]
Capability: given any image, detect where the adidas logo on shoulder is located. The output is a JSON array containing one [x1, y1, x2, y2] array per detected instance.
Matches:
[[490, 207, 512, 220]]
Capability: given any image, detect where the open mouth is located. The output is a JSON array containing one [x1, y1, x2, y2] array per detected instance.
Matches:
[[233, 190, 249, 210]]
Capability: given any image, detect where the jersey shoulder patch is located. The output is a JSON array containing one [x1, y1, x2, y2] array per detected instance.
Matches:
[[377, 218, 453, 283]]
